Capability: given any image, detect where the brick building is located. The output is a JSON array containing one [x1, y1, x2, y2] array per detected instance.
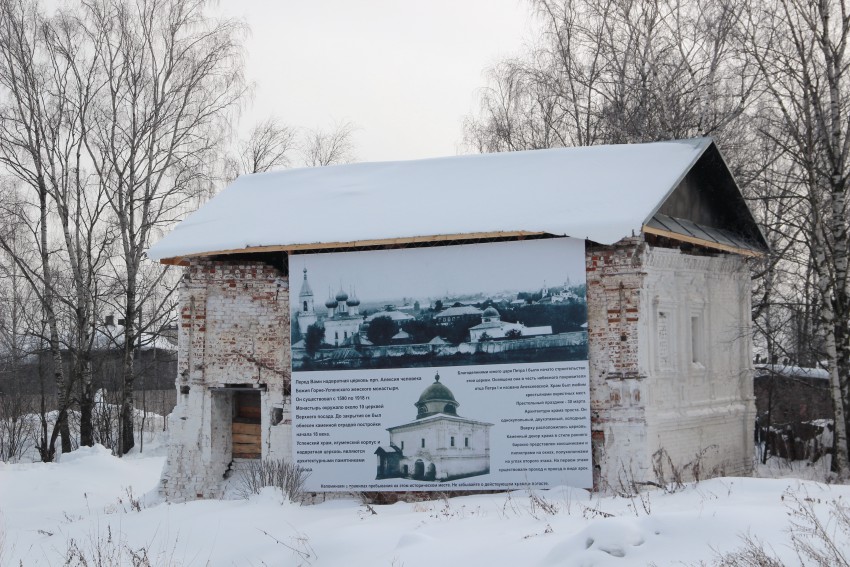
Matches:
[[149, 138, 767, 500]]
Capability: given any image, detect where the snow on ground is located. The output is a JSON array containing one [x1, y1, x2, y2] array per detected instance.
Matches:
[[1, 447, 849, 566]]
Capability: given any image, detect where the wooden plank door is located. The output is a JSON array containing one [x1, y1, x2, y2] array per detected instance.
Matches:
[[233, 391, 262, 459]]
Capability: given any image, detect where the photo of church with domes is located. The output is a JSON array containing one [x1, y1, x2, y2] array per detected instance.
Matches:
[[290, 238, 588, 372], [375, 372, 492, 482]]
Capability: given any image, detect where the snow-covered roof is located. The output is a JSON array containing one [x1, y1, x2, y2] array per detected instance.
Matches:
[[366, 310, 415, 322], [148, 139, 719, 261], [94, 325, 177, 352], [470, 321, 502, 331], [754, 364, 829, 380]]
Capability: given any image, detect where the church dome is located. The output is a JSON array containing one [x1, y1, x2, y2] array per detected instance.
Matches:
[[415, 373, 459, 419], [417, 378, 457, 404], [335, 289, 349, 302], [347, 296, 360, 307], [483, 306, 500, 318], [325, 298, 338, 309]]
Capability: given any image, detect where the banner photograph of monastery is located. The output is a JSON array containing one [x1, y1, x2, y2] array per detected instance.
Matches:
[[290, 237, 588, 372], [289, 238, 592, 492]]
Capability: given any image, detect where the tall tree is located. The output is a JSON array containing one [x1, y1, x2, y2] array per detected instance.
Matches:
[[742, 0, 850, 472], [0, 192, 38, 462], [0, 0, 117, 453], [80, 0, 246, 453], [0, 0, 75, 457], [464, 0, 754, 151]]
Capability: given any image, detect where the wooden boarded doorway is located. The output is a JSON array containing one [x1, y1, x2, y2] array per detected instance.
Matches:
[[233, 391, 261, 459]]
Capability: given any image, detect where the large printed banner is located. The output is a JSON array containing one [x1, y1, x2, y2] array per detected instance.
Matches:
[[289, 237, 591, 491]]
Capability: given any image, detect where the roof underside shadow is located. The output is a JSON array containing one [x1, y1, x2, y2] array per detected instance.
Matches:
[[643, 143, 769, 257]]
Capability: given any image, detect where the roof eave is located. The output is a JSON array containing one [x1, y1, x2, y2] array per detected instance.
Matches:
[[154, 229, 550, 265]]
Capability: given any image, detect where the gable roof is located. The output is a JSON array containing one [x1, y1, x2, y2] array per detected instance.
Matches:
[[148, 138, 767, 263]]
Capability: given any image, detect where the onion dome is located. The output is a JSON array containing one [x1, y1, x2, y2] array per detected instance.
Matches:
[[415, 373, 459, 419], [347, 290, 360, 307], [325, 288, 338, 309], [335, 288, 349, 302]]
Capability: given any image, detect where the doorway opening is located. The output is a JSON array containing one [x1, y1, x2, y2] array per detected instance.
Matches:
[[232, 390, 261, 459]]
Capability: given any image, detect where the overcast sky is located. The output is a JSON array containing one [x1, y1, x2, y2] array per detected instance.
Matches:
[[215, 0, 535, 163], [291, 238, 586, 306]]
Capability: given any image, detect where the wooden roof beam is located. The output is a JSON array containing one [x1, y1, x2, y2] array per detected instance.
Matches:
[[155, 230, 549, 265]]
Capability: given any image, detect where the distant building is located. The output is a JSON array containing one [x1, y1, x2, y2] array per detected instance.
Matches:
[[754, 363, 832, 460], [293, 268, 365, 346], [468, 306, 552, 342], [365, 310, 415, 324], [434, 305, 483, 326], [322, 287, 363, 347], [550, 283, 579, 303]]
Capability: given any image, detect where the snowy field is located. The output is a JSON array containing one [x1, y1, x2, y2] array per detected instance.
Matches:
[[1, 442, 849, 566]]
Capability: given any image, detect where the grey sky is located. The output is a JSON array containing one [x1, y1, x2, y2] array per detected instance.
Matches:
[[291, 237, 586, 305], [215, 0, 534, 162]]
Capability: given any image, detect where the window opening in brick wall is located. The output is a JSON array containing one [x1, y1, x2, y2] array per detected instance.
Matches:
[[691, 315, 703, 364], [657, 311, 671, 370]]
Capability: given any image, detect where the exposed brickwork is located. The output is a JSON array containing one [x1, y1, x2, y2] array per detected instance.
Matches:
[[586, 238, 645, 381], [586, 238, 650, 489], [161, 258, 290, 501]]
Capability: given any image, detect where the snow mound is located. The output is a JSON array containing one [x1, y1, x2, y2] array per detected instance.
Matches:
[[58, 443, 114, 463], [544, 518, 652, 566]]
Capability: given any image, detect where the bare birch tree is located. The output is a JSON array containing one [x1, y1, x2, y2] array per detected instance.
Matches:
[[741, 0, 850, 472], [464, 0, 755, 152], [0, 0, 74, 458], [79, 0, 246, 454], [0, 0, 118, 454], [0, 194, 38, 462]]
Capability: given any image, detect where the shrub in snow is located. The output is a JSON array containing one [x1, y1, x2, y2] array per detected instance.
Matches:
[[712, 489, 850, 567], [238, 458, 311, 502]]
